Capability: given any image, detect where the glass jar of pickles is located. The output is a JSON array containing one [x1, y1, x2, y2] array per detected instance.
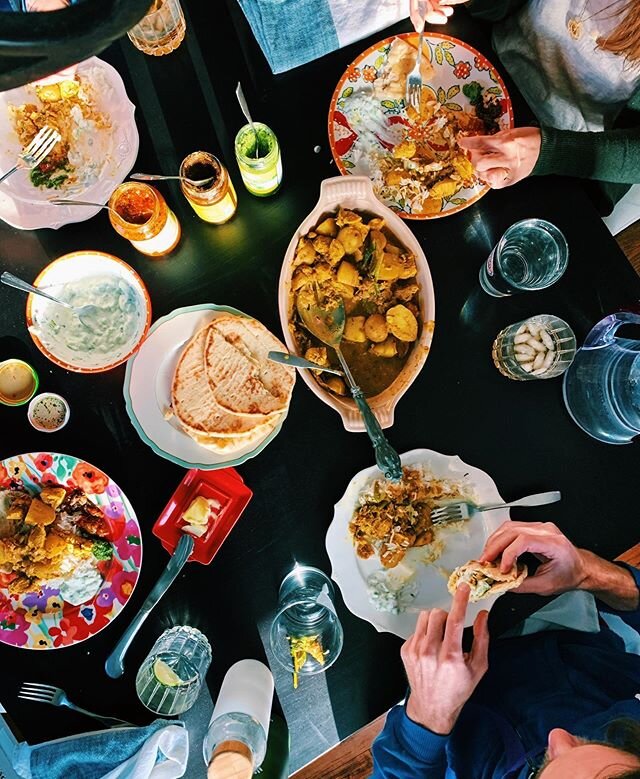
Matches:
[[180, 152, 237, 224], [234, 123, 282, 197], [108, 182, 181, 256]]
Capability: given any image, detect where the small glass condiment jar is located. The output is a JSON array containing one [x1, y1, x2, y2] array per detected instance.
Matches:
[[234, 122, 282, 197], [109, 182, 181, 256], [180, 152, 237, 224], [0, 359, 38, 406]]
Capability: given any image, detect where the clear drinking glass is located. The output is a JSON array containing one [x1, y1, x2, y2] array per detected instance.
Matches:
[[492, 314, 577, 381], [234, 123, 282, 197], [479, 219, 569, 297], [136, 626, 211, 716], [269, 565, 343, 687], [127, 0, 186, 56]]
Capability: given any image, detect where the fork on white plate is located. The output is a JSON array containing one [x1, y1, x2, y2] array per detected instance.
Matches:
[[406, 22, 426, 110], [18, 682, 133, 728], [0, 125, 62, 186], [431, 491, 562, 524]]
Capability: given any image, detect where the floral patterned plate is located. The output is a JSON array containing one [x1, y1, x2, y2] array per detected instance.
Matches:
[[0, 452, 142, 650], [328, 33, 514, 219]]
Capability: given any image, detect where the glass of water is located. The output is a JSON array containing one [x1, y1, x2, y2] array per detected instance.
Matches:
[[128, 0, 186, 56], [136, 626, 211, 716], [492, 314, 576, 380], [269, 565, 343, 687], [480, 219, 569, 297]]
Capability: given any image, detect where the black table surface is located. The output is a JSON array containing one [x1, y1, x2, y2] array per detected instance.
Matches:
[[1, 2, 640, 773]]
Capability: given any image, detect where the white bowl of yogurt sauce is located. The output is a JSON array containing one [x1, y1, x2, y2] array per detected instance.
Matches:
[[26, 251, 152, 373]]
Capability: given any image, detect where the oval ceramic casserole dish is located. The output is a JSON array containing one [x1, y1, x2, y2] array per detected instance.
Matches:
[[278, 176, 436, 431]]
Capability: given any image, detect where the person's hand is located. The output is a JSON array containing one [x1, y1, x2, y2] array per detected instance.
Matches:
[[409, 0, 467, 29], [401, 584, 489, 735], [457, 127, 541, 189], [480, 521, 588, 596]]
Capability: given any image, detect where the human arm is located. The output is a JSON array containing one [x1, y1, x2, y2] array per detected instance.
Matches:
[[458, 124, 640, 189], [481, 521, 640, 611], [371, 586, 489, 778]]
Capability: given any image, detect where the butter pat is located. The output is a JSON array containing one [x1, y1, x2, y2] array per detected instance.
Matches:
[[182, 496, 211, 526]]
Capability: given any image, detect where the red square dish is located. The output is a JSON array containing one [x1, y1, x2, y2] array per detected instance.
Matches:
[[153, 468, 252, 565]]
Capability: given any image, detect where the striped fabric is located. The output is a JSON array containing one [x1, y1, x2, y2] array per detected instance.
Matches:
[[236, 0, 407, 73]]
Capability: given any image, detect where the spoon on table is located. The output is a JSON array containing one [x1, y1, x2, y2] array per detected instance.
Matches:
[[296, 285, 403, 482], [50, 198, 117, 215], [105, 533, 194, 679], [130, 172, 215, 187], [235, 81, 259, 158], [268, 350, 344, 376], [1, 271, 100, 332]]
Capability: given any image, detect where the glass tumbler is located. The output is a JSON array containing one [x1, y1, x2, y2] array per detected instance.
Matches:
[[492, 314, 577, 381], [269, 565, 343, 688], [480, 219, 569, 297], [128, 0, 186, 56], [136, 626, 212, 716], [234, 123, 282, 197]]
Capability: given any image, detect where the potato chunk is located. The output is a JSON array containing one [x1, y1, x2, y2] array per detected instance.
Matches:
[[328, 239, 345, 265], [323, 376, 347, 395], [313, 235, 331, 255], [40, 486, 66, 510], [336, 261, 360, 287], [336, 208, 361, 226], [343, 316, 367, 343], [294, 238, 317, 265], [370, 337, 398, 357], [364, 314, 388, 343], [386, 305, 418, 342], [315, 217, 338, 237], [25, 498, 56, 527], [337, 225, 366, 254], [305, 347, 328, 367]]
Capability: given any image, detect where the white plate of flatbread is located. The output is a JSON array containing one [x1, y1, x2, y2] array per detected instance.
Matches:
[[124, 304, 295, 469]]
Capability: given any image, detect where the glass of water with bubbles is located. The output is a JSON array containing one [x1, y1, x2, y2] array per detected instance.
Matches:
[[479, 219, 569, 297], [136, 625, 211, 716]]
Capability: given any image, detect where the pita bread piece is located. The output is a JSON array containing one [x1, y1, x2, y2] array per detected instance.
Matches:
[[204, 316, 295, 417], [374, 36, 435, 101], [171, 327, 268, 439], [447, 559, 527, 602]]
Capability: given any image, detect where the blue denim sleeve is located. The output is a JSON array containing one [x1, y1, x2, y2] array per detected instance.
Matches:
[[599, 563, 640, 631], [371, 705, 451, 779]]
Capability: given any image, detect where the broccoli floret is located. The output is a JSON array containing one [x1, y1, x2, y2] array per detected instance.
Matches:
[[92, 539, 113, 561]]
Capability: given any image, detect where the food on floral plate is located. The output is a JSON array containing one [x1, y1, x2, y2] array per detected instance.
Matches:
[[326, 449, 511, 637], [0, 57, 138, 230], [447, 559, 527, 601], [0, 452, 142, 650], [328, 33, 513, 219], [25, 251, 151, 373], [279, 175, 435, 432], [125, 304, 294, 470]]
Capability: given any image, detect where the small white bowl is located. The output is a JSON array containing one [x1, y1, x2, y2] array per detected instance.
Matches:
[[278, 176, 436, 432], [28, 392, 71, 433]]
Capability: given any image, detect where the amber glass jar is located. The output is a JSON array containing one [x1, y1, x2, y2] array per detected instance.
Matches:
[[180, 152, 237, 224], [109, 182, 181, 256]]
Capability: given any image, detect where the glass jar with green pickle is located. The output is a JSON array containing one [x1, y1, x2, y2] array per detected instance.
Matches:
[[234, 122, 282, 197]]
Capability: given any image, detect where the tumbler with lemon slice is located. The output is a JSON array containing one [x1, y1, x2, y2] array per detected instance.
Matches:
[[135, 625, 211, 715]]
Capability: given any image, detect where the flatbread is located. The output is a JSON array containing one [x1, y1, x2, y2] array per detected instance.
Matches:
[[187, 413, 282, 454], [374, 36, 436, 102], [447, 559, 527, 602], [171, 328, 272, 439], [204, 317, 295, 417]]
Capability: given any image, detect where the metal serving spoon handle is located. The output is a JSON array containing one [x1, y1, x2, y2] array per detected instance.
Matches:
[[267, 350, 343, 376], [130, 172, 214, 187], [105, 534, 194, 679], [334, 347, 403, 482], [1, 271, 73, 309]]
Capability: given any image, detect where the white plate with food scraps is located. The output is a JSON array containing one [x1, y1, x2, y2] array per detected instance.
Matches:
[[124, 304, 291, 470], [0, 57, 138, 230], [326, 449, 509, 637]]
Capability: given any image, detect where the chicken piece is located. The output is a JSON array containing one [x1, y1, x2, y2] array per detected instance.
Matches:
[[336, 208, 362, 226], [43, 531, 68, 557], [328, 239, 345, 266], [6, 492, 31, 521], [414, 528, 434, 547], [75, 509, 110, 539], [305, 347, 329, 368], [356, 541, 374, 560], [40, 486, 66, 510], [291, 268, 313, 292], [395, 282, 420, 302], [313, 263, 333, 284], [313, 235, 332, 255], [315, 217, 338, 237], [61, 488, 88, 510], [27, 524, 47, 550], [294, 238, 317, 266], [380, 544, 406, 569], [25, 499, 56, 527]]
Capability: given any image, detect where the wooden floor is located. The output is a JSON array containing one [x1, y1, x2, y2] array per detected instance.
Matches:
[[617, 221, 640, 277], [292, 543, 640, 779]]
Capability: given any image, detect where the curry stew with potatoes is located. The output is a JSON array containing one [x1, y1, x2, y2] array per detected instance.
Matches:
[[288, 208, 421, 398]]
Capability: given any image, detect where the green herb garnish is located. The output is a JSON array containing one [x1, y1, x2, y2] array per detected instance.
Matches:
[[92, 539, 113, 561]]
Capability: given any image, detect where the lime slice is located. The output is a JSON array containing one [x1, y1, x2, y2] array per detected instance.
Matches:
[[153, 659, 185, 687]]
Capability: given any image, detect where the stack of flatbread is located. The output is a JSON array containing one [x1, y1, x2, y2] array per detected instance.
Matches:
[[170, 315, 295, 455]]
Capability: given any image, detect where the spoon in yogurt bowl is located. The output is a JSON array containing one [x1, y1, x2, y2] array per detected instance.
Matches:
[[1, 271, 101, 332]]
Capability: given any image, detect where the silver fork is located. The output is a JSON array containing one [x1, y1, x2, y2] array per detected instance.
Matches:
[[431, 491, 562, 524], [406, 25, 426, 110], [18, 683, 133, 728], [0, 126, 62, 186]]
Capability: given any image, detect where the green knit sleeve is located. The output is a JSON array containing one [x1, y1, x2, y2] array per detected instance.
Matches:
[[466, 0, 529, 22], [532, 125, 640, 184]]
